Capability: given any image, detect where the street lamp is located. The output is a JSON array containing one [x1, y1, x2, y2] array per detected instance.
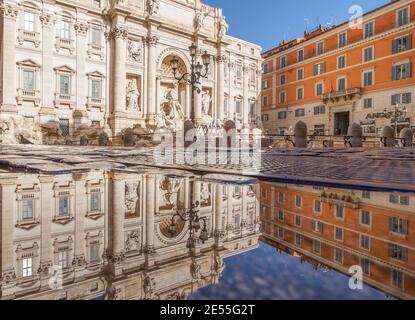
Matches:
[[168, 201, 209, 249], [170, 43, 211, 124], [383, 103, 407, 142]]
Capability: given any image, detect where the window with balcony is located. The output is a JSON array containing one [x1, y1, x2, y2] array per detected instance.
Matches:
[[59, 195, 70, 216], [87, 71, 105, 111], [24, 12, 35, 32], [58, 248, 69, 269], [393, 35, 412, 54], [89, 241, 100, 264], [17, 60, 41, 106], [88, 26, 104, 60], [18, 11, 40, 47], [22, 198, 34, 220], [22, 257, 33, 278], [56, 19, 75, 54], [392, 62, 412, 81], [54, 66, 75, 108], [90, 192, 101, 212], [23, 70, 35, 91]]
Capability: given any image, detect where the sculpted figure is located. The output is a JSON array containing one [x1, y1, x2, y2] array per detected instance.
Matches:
[[126, 80, 140, 112]]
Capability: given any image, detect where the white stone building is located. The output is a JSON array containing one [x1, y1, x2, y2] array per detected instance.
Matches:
[[0, 0, 262, 141]]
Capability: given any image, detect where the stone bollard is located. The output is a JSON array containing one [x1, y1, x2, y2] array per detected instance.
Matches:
[[347, 123, 363, 148], [294, 121, 307, 148], [399, 128, 413, 147], [380, 126, 395, 147], [99, 131, 109, 147]]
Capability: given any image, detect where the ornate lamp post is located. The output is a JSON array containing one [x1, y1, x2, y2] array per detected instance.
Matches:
[[170, 43, 211, 124], [382, 103, 408, 142], [168, 201, 209, 249]]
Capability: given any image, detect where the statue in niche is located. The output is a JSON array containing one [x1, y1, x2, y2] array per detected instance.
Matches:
[[201, 91, 211, 116], [200, 183, 211, 205], [126, 80, 141, 112], [127, 40, 142, 62], [155, 88, 186, 131], [125, 182, 140, 215], [218, 15, 229, 38]]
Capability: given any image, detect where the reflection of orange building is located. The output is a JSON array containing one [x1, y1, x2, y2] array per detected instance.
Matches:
[[259, 182, 415, 299], [261, 0, 415, 136]]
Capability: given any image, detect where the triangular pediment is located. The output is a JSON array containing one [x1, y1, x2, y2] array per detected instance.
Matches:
[[54, 65, 76, 73], [86, 70, 106, 78], [17, 59, 41, 68]]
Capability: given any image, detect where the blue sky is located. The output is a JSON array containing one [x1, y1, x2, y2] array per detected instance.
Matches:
[[204, 0, 390, 51]]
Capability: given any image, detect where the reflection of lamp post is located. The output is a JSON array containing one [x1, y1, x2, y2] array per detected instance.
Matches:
[[168, 201, 209, 249], [170, 43, 211, 124], [382, 103, 407, 141]]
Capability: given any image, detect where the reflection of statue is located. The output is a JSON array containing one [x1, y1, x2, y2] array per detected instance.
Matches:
[[200, 183, 211, 204], [127, 40, 142, 62], [155, 88, 186, 131], [190, 261, 201, 280], [201, 91, 211, 116], [125, 183, 139, 214], [126, 80, 140, 112], [160, 177, 183, 209]]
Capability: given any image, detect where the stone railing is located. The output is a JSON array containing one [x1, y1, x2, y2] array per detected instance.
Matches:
[[16, 88, 41, 106], [54, 92, 75, 108], [322, 87, 361, 104], [55, 37, 75, 54], [86, 96, 105, 111], [87, 43, 104, 60], [18, 29, 40, 47]]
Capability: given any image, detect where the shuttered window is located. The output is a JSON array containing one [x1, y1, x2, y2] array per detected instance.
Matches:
[[392, 35, 412, 54], [392, 62, 411, 81]]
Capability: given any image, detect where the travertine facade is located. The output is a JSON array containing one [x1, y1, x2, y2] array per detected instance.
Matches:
[[0, 170, 260, 299], [0, 0, 262, 142]]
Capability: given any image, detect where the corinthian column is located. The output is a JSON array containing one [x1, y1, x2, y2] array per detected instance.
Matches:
[[73, 21, 89, 128], [112, 25, 128, 113], [145, 35, 159, 120], [144, 175, 156, 259], [111, 173, 125, 261], [216, 54, 227, 121], [0, 4, 18, 113]]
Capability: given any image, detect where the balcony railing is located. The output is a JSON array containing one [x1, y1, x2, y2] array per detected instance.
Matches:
[[18, 29, 40, 47], [86, 96, 105, 111], [54, 92, 75, 108], [87, 43, 104, 60], [16, 88, 41, 106], [55, 37, 75, 54], [322, 87, 361, 104]]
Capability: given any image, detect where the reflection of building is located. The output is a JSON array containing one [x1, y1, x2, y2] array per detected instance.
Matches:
[[0, 0, 262, 140], [260, 182, 415, 299], [261, 0, 414, 136], [0, 171, 260, 300]]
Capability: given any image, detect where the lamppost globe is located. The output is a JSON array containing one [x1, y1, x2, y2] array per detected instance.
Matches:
[[170, 56, 179, 71], [202, 51, 211, 65], [189, 43, 198, 57]]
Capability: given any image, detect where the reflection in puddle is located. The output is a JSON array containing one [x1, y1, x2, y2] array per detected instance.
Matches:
[[0, 170, 413, 300]]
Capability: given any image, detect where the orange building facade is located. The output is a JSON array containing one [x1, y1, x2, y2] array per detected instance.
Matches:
[[259, 182, 415, 299], [261, 0, 415, 136]]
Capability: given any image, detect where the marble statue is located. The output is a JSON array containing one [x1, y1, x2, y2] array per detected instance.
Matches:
[[147, 0, 160, 16], [218, 15, 229, 38], [127, 40, 142, 62], [125, 183, 140, 214], [200, 183, 211, 204], [126, 80, 140, 112], [160, 177, 182, 209], [201, 91, 211, 116], [155, 88, 186, 131]]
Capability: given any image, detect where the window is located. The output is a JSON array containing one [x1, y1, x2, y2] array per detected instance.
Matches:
[[335, 205, 344, 219], [389, 217, 408, 235], [388, 243, 408, 262], [296, 87, 304, 100], [314, 200, 322, 213], [392, 62, 412, 81], [363, 47, 374, 62], [22, 257, 33, 278], [397, 7, 409, 27], [298, 49, 304, 62], [364, 21, 374, 38], [360, 210, 371, 227], [337, 77, 346, 91], [312, 220, 323, 233], [91, 80, 102, 98], [280, 74, 286, 85], [314, 62, 325, 75], [262, 80, 269, 89], [263, 63, 268, 73], [59, 119, 70, 136], [361, 258, 370, 275], [262, 96, 268, 107], [315, 82, 324, 96], [360, 234, 371, 250], [23, 70, 35, 91], [278, 209, 284, 221], [277, 227, 284, 239], [391, 93, 412, 105], [295, 108, 305, 117], [335, 248, 344, 264], [363, 98, 373, 109], [363, 71, 373, 87], [58, 249, 69, 268], [338, 32, 347, 48], [297, 69, 304, 80], [22, 199, 34, 220], [91, 192, 101, 212], [335, 227, 344, 241], [261, 188, 267, 198], [362, 191, 371, 199], [234, 214, 241, 227], [278, 111, 287, 119], [338, 55, 346, 69], [314, 105, 325, 116], [280, 56, 286, 68], [393, 35, 412, 54], [295, 215, 302, 227], [59, 196, 69, 216], [89, 242, 100, 263], [389, 194, 410, 205], [295, 233, 302, 246], [60, 21, 70, 39], [316, 41, 324, 55], [23, 12, 35, 32], [278, 192, 285, 204], [235, 100, 242, 114], [313, 240, 321, 254], [59, 75, 70, 94], [91, 28, 101, 46], [392, 270, 404, 289], [279, 91, 286, 103]]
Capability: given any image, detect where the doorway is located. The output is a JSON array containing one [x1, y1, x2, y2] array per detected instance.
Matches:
[[334, 112, 350, 136]]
